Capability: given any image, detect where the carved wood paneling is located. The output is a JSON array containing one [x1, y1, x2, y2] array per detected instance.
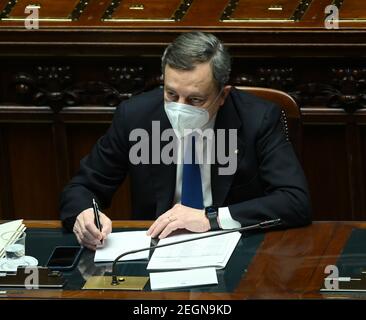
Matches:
[[3, 58, 366, 113], [232, 62, 366, 112], [0, 0, 365, 27], [12, 64, 149, 112], [335, 0, 366, 22], [0, 0, 89, 22], [221, 0, 313, 22], [102, 0, 194, 22]]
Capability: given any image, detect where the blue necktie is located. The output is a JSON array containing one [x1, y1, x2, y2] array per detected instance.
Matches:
[[181, 135, 204, 209]]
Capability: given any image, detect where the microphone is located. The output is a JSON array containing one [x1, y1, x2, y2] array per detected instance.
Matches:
[[109, 218, 282, 286]]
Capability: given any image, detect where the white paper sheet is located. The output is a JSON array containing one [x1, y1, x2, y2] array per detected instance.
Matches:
[[147, 231, 241, 270], [94, 230, 151, 262], [150, 267, 218, 290]]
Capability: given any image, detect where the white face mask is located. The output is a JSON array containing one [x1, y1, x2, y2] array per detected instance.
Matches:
[[164, 91, 222, 137], [164, 101, 209, 137]]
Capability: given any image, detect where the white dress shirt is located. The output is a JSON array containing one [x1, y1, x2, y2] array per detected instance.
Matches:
[[173, 116, 241, 229]]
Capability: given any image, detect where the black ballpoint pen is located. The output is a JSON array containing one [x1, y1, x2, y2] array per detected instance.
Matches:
[[92, 198, 103, 244]]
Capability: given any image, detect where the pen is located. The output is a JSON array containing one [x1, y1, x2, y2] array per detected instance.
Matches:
[[92, 198, 103, 244]]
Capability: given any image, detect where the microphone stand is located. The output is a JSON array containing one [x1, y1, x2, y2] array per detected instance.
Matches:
[[82, 219, 281, 290]]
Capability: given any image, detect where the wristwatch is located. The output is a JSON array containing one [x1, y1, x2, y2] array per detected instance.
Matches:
[[205, 206, 220, 230]]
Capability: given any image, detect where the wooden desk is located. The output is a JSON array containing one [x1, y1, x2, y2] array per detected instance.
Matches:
[[1, 220, 365, 300]]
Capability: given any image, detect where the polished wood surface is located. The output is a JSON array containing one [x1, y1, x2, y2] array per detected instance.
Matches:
[[0, 220, 363, 300], [0, 0, 366, 55], [0, 0, 365, 28]]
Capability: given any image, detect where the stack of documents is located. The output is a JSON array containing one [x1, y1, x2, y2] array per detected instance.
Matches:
[[147, 231, 241, 270], [147, 231, 241, 290], [94, 229, 242, 290], [0, 220, 26, 258], [94, 230, 241, 269]]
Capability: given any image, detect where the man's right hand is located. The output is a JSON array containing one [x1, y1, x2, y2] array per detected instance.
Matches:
[[73, 208, 112, 251]]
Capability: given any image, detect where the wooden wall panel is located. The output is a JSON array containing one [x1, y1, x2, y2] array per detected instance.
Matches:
[[302, 125, 351, 221], [339, 0, 366, 19], [66, 124, 109, 176], [111, 0, 185, 20], [0, 108, 365, 222], [230, 0, 303, 20], [360, 125, 366, 219], [66, 123, 131, 220], [2, 124, 59, 219], [8, 0, 80, 18], [0, 0, 365, 28], [0, 127, 12, 219], [0, 0, 363, 27]]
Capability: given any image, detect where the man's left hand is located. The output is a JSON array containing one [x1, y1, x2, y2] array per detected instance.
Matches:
[[146, 204, 210, 239]]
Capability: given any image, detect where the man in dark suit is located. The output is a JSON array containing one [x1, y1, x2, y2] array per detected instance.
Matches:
[[60, 32, 311, 250]]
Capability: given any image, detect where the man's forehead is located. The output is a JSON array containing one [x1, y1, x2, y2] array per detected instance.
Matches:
[[164, 64, 214, 95]]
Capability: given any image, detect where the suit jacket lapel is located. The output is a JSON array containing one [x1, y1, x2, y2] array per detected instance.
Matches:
[[211, 90, 245, 207]]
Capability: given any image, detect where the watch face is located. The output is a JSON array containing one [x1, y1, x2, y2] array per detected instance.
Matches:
[[206, 207, 219, 230], [206, 207, 217, 217]]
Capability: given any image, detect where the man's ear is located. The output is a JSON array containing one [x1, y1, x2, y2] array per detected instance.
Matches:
[[219, 85, 232, 106]]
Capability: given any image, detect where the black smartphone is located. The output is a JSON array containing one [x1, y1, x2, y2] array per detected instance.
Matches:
[[46, 246, 83, 271]]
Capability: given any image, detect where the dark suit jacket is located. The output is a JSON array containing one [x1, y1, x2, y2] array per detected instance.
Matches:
[[60, 87, 311, 232]]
